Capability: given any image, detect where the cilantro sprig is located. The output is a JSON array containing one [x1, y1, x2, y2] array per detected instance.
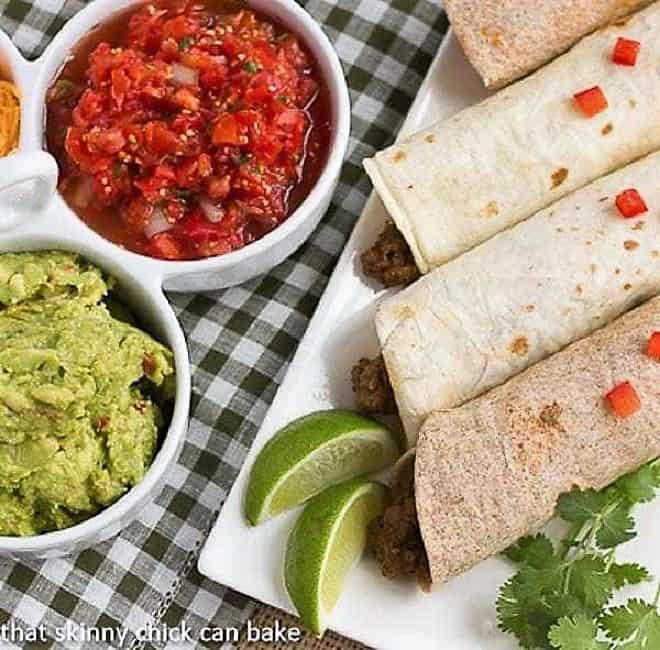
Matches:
[[178, 36, 194, 51], [497, 461, 660, 649]]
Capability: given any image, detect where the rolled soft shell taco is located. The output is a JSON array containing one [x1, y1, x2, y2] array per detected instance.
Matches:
[[376, 151, 660, 445], [364, 1, 660, 273], [445, 0, 652, 90], [415, 296, 660, 586]]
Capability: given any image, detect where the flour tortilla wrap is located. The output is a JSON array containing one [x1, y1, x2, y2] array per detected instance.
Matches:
[[376, 152, 660, 444], [445, 0, 652, 90], [416, 296, 660, 586], [364, 2, 660, 273]]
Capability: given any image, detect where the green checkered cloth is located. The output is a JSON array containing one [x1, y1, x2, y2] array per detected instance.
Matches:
[[0, 1, 448, 648]]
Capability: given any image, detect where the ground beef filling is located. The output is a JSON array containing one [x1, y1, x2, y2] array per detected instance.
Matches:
[[368, 454, 431, 590], [351, 355, 397, 414], [361, 222, 420, 287]]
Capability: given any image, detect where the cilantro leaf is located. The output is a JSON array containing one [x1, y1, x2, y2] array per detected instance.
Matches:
[[614, 465, 659, 504], [558, 489, 611, 524], [513, 561, 566, 604], [234, 152, 251, 166], [496, 579, 544, 649], [653, 462, 660, 485], [609, 563, 651, 589], [601, 599, 660, 648], [178, 36, 194, 51], [568, 556, 616, 613], [596, 502, 636, 549], [496, 578, 568, 650], [506, 534, 557, 568], [548, 616, 610, 650], [498, 463, 660, 650], [175, 188, 192, 200]]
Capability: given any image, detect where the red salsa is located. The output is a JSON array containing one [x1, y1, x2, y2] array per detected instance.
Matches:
[[46, 0, 331, 260]]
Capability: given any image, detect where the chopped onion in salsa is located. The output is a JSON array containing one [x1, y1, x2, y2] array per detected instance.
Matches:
[[46, 0, 331, 261]]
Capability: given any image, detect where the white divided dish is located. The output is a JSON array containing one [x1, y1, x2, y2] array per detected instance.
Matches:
[[198, 32, 660, 650], [17, 0, 350, 293], [0, 0, 350, 556], [0, 11, 194, 556]]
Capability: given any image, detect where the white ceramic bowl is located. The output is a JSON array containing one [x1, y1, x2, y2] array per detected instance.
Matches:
[[27, 0, 351, 292], [0, 0, 349, 556], [0, 233, 191, 560]]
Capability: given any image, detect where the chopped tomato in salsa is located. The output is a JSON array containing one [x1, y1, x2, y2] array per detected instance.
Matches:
[[46, 0, 331, 261]]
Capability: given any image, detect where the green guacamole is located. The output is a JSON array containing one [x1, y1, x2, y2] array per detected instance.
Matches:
[[0, 252, 175, 536]]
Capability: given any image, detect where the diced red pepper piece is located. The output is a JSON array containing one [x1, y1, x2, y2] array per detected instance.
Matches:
[[647, 332, 660, 360], [615, 189, 648, 218], [573, 86, 609, 118], [613, 37, 641, 66], [212, 114, 242, 146], [605, 381, 641, 418]]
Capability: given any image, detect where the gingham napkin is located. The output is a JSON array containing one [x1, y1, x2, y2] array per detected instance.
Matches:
[[0, 1, 447, 648]]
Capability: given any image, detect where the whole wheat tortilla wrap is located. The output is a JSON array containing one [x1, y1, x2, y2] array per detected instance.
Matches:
[[445, 0, 652, 90], [416, 296, 660, 587], [376, 151, 660, 444], [364, 1, 660, 273]]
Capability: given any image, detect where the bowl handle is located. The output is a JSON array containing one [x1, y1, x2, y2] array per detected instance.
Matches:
[[0, 151, 59, 232]]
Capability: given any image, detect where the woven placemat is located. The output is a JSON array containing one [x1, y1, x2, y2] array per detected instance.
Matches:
[[238, 605, 370, 650]]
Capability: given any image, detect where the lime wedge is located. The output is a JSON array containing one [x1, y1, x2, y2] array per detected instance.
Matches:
[[285, 479, 386, 636], [245, 410, 401, 526]]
